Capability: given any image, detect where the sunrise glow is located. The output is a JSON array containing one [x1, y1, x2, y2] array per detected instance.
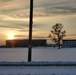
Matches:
[[8, 33, 14, 40]]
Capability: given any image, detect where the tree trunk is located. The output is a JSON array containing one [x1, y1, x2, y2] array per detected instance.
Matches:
[[58, 39, 60, 49], [58, 35, 60, 49]]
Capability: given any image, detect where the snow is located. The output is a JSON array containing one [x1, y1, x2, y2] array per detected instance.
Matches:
[[0, 47, 76, 62], [0, 61, 76, 66], [32, 47, 76, 62], [0, 47, 76, 74], [0, 66, 76, 75]]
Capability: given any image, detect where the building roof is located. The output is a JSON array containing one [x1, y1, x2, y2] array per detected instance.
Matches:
[[63, 39, 76, 41]]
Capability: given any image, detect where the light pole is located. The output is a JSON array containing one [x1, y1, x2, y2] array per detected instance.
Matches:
[[28, 0, 33, 62]]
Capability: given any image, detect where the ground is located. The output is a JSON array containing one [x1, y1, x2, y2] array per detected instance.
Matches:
[[0, 47, 76, 75], [0, 66, 76, 75]]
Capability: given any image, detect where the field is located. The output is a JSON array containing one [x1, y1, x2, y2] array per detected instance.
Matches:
[[0, 66, 76, 75], [0, 47, 76, 75]]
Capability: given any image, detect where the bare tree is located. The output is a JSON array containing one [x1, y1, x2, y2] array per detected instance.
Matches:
[[48, 23, 66, 49]]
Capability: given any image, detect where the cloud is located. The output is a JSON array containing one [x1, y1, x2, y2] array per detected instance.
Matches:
[[0, 0, 76, 20], [0, 0, 30, 20], [0, 0, 29, 10], [14, 35, 27, 37], [0, 20, 27, 27], [0, 0, 76, 31], [33, 0, 76, 17]]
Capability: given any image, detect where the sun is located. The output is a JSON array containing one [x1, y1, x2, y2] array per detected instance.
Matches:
[[8, 33, 14, 40]]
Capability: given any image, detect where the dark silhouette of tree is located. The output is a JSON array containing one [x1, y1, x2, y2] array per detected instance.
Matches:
[[48, 23, 66, 49]]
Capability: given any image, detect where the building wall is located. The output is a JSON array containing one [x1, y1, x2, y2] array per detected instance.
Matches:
[[62, 40, 76, 48], [6, 39, 47, 47]]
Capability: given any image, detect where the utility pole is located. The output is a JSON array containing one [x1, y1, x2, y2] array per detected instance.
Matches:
[[28, 0, 33, 62]]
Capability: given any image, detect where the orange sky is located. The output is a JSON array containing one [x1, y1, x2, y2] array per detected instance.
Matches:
[[0, 0, 76, 45]]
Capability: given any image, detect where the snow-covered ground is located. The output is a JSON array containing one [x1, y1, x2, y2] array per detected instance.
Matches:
[[0, 47, 76, 75], [0, 47, 76, 62], [0, 66, 76, 75], [32, 47, 76, 62]]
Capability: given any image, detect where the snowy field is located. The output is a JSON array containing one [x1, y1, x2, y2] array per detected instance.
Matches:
[[0, 47, 76, 75], [0, 66, 76, 75], [0, 47, 76, 62]]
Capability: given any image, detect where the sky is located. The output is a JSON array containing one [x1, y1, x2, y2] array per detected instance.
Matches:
[[0, 0, 76, 45]]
